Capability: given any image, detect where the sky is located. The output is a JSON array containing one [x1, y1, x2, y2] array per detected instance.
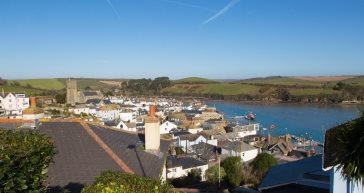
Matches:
[[0, 0, 363, 80]]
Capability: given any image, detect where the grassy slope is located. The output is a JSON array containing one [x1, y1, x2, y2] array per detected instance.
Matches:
[[9, 79, 65, 90], [58, 78, 113, 90], [174, 77, 218, 84], [0, 85, 45, 96], [342, 77, 364, 87], [162, 83, 261, 95], [241, 77, 325, 87]]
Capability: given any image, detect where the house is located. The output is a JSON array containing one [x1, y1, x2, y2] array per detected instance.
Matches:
[[323, 116, 364, 193], [159, 121, 177, 134], [173, 133, 208, 152], [119, 111, 136, 122], [95, 104, 120, 121], [115, 120, 137, 132], [69, 104, 90, 115], [191, 142, 220, 163], [232, 123, 260, 138], [200, 111, 223, 121], [0, 93, 29, 116], [79, 90, 103, 103], [221, 141, 259, 162], [167, 156, 208, 181], [259, 155, 330, 193]]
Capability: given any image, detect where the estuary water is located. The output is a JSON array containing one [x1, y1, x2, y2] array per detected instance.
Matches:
[[206, 101, 363, 142]]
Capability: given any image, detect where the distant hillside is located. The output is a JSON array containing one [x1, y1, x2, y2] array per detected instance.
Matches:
[[174, 77, 218, 84], [9, 79, 65, 90], [57, 78, 117, 90], [0, 85, 52, 96]]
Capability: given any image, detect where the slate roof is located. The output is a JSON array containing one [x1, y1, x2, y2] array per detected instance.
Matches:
[[259, 155, 330, 192], [223, 141, 257, 152], [35, 122, 170, 193], [82, 91, 98, 97], [167, 156, 206, 170], [85, 99, 101, 105], [191, 142, 220, 162], [88, 124, 170, 178], [38, 122, 121, 193]]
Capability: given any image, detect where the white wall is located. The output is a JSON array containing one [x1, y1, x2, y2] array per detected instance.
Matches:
[[167, 165, 208, 181], [240, 148, 259, 162], [332, 166, 364, 193], [0, 93, 29, 115], [160, 121, 177, 134]]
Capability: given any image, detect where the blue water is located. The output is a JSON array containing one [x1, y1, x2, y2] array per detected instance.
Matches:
[[206, 101, 363, 142]]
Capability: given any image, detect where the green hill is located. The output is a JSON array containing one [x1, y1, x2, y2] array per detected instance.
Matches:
[[9, 79, 65, 90], [174, 77, 218, 84], [0, 85, 48, 96], [240, 76, 325, 87]]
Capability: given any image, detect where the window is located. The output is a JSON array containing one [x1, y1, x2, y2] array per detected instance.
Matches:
[[172, 168, 176, 172]]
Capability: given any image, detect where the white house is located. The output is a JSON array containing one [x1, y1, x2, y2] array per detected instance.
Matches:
[[69, 105, 90, 115], [0, 93, 29, 116], [116, 120, 137, 132], [159, 121, 177, 134], [95, 105, 120, 121], [233, 123, 260, 138], [174, 133, 207, 151], [167, 156, 208, 181], [119, 111, 136, 122], [221, 141, 259, 162]]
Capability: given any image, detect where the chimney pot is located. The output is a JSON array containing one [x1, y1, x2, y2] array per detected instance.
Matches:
[[149, 105, 156, 116]]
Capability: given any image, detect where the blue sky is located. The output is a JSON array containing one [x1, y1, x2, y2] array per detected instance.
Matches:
[[0, 0, 363, 79]]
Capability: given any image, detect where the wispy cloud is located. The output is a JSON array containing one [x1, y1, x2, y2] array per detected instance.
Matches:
[[159, 0, 216, 13], [202, 0, 240, 25], [105, 0, 121, 19]]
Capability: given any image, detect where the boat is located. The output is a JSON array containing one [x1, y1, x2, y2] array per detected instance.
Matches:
[[245, 112, 255, 120]]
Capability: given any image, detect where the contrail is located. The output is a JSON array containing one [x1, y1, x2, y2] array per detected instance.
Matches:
[[202, 0, 240, 25], [105, 0, 121, 19], [159, 0, 216, 13]]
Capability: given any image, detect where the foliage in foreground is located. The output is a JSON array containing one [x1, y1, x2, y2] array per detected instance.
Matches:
[[250, 153, 277, 178], [0, 129, 55, 192], [170, 169, 202, 188], [335, 113, 364, 185], [82, 171, 175, 193]]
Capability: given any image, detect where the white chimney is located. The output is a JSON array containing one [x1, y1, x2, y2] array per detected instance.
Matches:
[[144, 105, 160, 153]]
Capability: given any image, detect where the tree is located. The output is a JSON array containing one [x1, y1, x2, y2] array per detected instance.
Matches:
[[221, 156, 243, 187], [205, 164, 226, 185], [250, 153, 277, 179], [26, 83, 33, 88], [334, 113, 364, 185], [0, 77, 7, 85], [13, 81, 20, 86], [82, 171, 175, 193], [0, 129, 55, 192], [55, 93, 66, 104], [276, 88, 291, 101]]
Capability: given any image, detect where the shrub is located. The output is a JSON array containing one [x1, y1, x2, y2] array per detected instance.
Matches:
[[205, 164, 226, 185], [82, 171, 175, 193], [250, 153, 277, 178], [221, 156, 243, 187], [0, 129, 55, 192]]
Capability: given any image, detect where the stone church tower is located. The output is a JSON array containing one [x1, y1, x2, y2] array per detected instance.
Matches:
[[66, 79, 78, 105]]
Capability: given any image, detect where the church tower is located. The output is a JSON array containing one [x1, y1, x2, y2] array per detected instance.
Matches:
[[66, 78, 78, 105]]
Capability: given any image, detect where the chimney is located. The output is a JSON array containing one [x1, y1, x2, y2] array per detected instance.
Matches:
[[30, 97, 36, 108], [144, 105, 160, 153]]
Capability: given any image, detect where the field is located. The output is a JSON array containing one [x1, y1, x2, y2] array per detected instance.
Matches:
[[240, 76, 325, 87], [342, 76, 364, 87], [9, 79, 65, 90], [163, 83, 261, 95], [58, 78, 115, 90], [294, 76, 354, 82], [0, 85, 46, 96], [174, 77, 218, 84]]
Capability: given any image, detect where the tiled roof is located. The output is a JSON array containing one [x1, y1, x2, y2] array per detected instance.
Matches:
[[167, 156, 206, 170], [36, 122, 170, 193], [38, 122, 121, 193], [88, 124, 170, 178]]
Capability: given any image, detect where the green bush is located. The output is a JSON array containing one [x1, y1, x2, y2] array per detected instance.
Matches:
[[0, 129, 55, 192], [205, 164, 226, 185], [250, 153, 277, 178], [221, 156, 243, 187], [82, 171, 175, 193]]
